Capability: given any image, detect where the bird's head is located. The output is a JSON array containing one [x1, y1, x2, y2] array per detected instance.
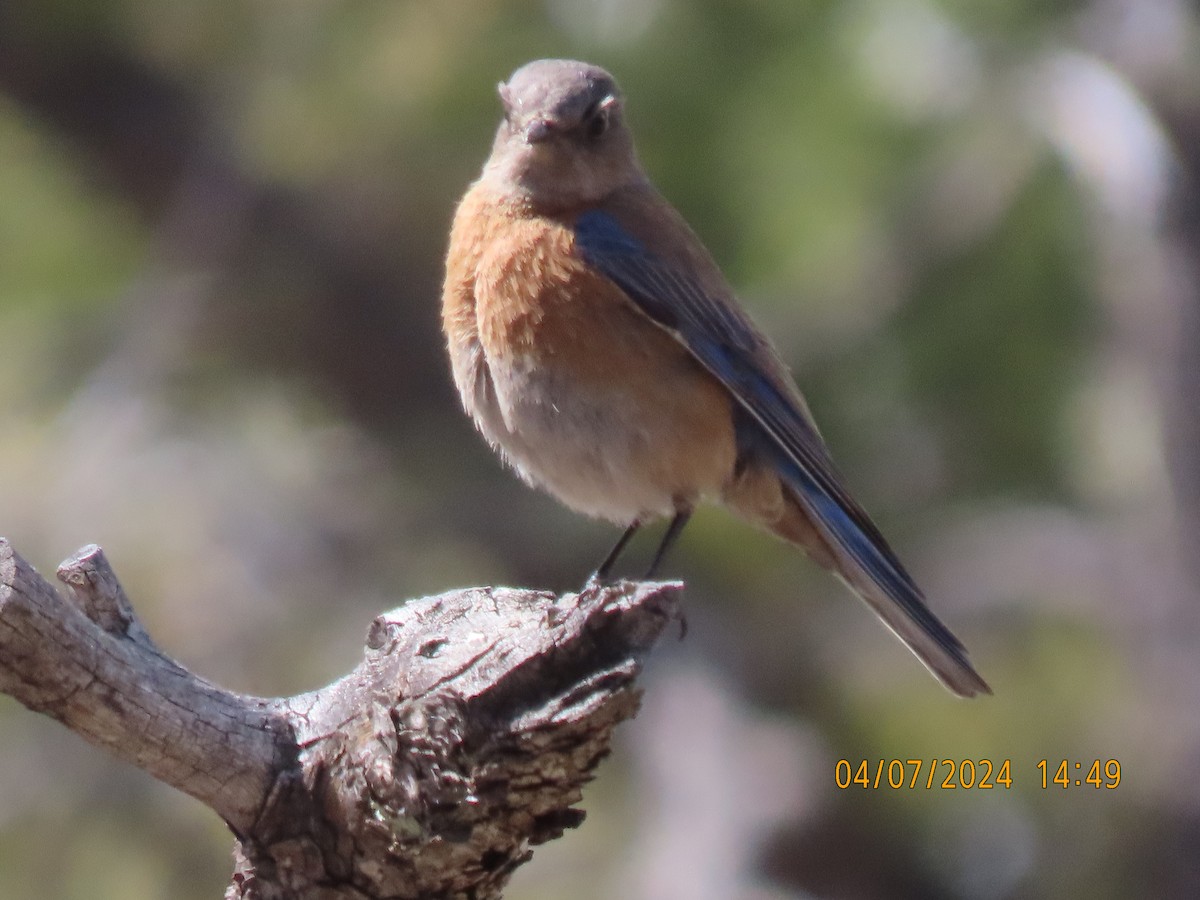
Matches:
[[483, 59, 645, 210]]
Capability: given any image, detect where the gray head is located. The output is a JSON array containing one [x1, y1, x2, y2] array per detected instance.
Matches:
[[483, 59, 645, 210]]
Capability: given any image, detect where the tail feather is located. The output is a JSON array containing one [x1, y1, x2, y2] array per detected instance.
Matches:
[[824, 551, 991, 698], [724, 462, 990, 698]]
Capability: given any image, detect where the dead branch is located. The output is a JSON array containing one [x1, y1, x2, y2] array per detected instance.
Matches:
[[0, 538, 680, 899]]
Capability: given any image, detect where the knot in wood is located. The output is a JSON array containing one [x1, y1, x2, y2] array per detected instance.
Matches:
[[361, 689, 474, 845]]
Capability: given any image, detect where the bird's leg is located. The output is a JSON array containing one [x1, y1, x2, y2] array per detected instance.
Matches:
[[645, 506, 693, 580], [588, 519, 642, 585]]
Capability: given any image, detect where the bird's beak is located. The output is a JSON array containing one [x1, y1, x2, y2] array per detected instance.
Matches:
[[523, 117, 559, 144]]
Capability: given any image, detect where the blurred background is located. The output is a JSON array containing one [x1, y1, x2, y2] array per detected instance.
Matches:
[[1, 0, 1198, 897]]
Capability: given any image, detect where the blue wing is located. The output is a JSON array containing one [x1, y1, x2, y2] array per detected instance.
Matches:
[[574, 206, 985, 691]]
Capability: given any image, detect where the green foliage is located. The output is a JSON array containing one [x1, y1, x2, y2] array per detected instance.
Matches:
[[899, 161, 1094, 498], [0, 102, 142, 318], [0, 0, 1193, 897]]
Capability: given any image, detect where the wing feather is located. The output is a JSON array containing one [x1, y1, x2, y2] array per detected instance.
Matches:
[[574, 206, 987, 691]]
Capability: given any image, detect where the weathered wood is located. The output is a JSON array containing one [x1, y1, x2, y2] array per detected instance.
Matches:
[[0, 538, 681, 898], [0, 540, 282, 828]]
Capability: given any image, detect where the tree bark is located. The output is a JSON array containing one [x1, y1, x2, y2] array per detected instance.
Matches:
[[0, 538, 681, 899]]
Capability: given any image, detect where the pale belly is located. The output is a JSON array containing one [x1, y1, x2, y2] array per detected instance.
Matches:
[[469, 329, 737, 524], [489, 362, 687, 520]]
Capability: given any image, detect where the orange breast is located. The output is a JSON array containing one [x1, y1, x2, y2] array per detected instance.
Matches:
[[444, 183, 738, 520]]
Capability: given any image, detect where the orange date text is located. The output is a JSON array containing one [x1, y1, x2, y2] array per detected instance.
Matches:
[[835, 758, 1013, 790]]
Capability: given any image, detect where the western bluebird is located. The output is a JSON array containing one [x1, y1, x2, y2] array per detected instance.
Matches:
[[442, 59, 989, 697]]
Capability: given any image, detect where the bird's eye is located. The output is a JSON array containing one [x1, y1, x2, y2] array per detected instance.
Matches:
[[585, 107, 609, 140], [584, 101, 613, 140]]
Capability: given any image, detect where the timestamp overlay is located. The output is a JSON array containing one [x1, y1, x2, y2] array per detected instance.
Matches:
[[834, 758, 1122, 791]]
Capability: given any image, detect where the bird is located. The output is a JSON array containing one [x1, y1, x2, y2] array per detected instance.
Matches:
[[441, 58, 990, 697]]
